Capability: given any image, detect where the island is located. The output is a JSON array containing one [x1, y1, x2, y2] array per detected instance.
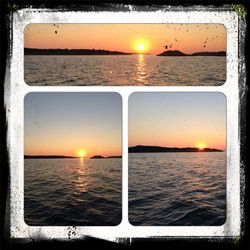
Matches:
[[90, 155, 122, 159], [157, 50, 226, 57], [128, 145, 223, 153], [24, 48, 133, 56]]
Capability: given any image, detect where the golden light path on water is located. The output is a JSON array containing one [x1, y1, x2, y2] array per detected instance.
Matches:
[[75, 157, 89, 193], [136, 54, 148, 85]]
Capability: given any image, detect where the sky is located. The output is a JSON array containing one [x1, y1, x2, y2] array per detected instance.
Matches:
[[24, 93, 121, 157], [129, 92, 226, 150], [24, 24, 226, 54]]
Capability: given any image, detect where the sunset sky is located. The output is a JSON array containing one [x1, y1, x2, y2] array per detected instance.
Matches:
[[24, 93, 121, 157], [24, 24, 226, 54], [129, 93, 226, 150]]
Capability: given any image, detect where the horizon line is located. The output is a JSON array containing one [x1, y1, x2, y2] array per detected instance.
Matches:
[[24, 47, 226, 56], [24, 154, 122, 159], [129, 145, 224, 151]]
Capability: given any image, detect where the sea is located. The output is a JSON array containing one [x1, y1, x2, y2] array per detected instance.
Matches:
[[24, 55, 226, 86], [24, 158, 122, 226], [129, 152, 226, 226]]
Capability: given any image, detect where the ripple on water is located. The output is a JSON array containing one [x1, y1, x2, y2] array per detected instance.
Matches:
[[129, 152, 226, 226], [24, 55, 226, 86], [24, 158, 122, 226]]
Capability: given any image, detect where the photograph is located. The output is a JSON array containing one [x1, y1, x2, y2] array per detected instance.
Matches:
[[24, 92, 122, 226], [129, 92, 226, 226], [24, 24, 226, 86]]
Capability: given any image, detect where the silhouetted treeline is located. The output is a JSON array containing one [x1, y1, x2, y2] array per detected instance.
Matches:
[[128, 145, 223, 153], [24, 155, 76, 159], [24, 48, 132, 56]]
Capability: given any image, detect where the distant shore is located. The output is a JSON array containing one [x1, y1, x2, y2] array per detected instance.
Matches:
[[90, 155, 122, 159], [128, 145, 223, 153], [24, 48, 133, 56], [24, 155, 76, 159], [157, 50, 226, 57], [24, 48, 226, 57]]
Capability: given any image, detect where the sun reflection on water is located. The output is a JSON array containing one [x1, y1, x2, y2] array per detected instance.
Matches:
[[136, 54, 148, 85], [80, 157, 83, 166], [74, 158, 89, 193]]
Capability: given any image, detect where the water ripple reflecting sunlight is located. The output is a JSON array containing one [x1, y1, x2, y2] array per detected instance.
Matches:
[[25, 158, 122, 226], [136, 54, 148, 85], [24, 55, 226, 86]]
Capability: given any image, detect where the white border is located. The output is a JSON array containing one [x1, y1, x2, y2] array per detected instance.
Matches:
[[6, 9, 240, 242]]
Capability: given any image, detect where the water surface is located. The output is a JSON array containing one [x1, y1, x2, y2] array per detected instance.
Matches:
[[24, 55, 226, 86], [24, 158, 122, 225], [129, 152, 226, 226]]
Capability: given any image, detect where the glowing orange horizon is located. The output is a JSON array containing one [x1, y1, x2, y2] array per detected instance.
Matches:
[[129, 143, 224, 151], [24, 24, 226, 55], [24, 148, 121, 158], [25, 143, 121, 158], [128, 136, 225, 151]]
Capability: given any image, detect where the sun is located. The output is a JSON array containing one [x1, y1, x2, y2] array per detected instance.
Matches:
[[137, 43, 145, 52], [196, 143, 206, 150], [133, 39, 150, 53], [77, 149, 87, 158]]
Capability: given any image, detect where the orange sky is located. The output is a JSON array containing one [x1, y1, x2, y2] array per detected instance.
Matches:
[[24, 24, 226, 55], [129, 93, 226, 151], [24, 93, 122, 158]]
